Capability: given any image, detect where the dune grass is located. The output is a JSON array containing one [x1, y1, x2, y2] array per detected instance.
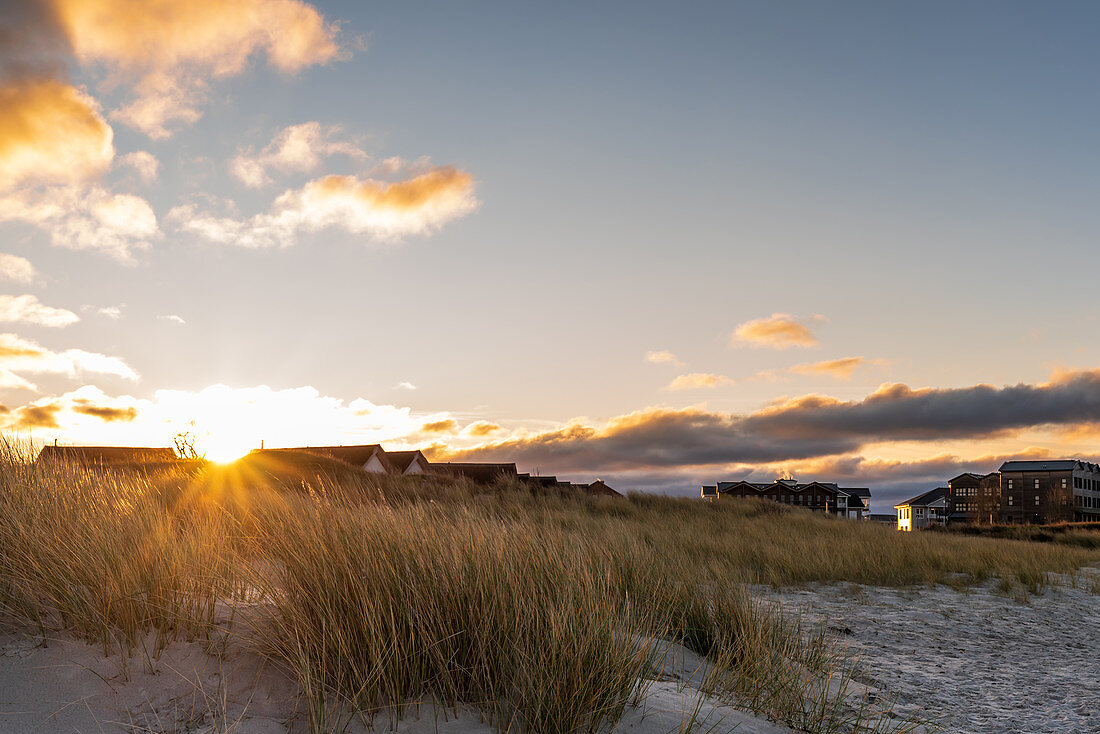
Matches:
[[2, 445, 1097, 732]]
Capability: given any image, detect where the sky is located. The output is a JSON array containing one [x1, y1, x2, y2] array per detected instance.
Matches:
[[4, 0, 1100, 508]]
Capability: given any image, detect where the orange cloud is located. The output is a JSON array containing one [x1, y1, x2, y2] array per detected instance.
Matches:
[[52, 0, 344, 138], [421, 418, 459, 434], [12, 401, 62, 429], [72, 401, 138, 422], [464, 420, 501, 437], [169, 165, 479, 247], [664, 373, 735, 390], [0, 79, 114, 191], [732, 313, 823, 349], [644, 350, 684, 367], [790, 356, 866, 380]]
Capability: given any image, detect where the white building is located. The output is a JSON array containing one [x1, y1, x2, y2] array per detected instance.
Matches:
[[894, 487, 949, 531]]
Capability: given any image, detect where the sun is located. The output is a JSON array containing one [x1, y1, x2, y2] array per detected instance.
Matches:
[[202, 440, 252, 464]]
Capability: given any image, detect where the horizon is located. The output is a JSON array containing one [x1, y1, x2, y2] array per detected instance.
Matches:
[[6, 1, 1100, 509]]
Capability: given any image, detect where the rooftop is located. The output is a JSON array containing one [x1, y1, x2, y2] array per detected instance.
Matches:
[[896, 486, 948, 508]]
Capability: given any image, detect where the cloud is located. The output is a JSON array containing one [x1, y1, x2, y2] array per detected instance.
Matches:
[[732, 313, 823, 349], [0, 254, 35, 284], [230, 122, 366, 187], [463, 420, 501, 437], [89, 305, 122, 319], [0, 295, 79, 327], [0, 332, 138, 390], [0, 383, 448, 460], [52, 0, 345, 138], [170, 166, 479, 247], [117, 150, 159, 182], [0, 51, 159, 260], [644, 350, 684, 367], [3, 387, 139, 430], [12, 401, 62, 429], [0, 79, 114, 191], [448, 367, 1100, 474], [394, 381, 417, 391], [0, 185, 160, 260], [71, 400, 137, 422], [421, 418, 459, 434], [790, 357, 868, 380], [664, 373, 735, 391], [159, 314, 185, 324]]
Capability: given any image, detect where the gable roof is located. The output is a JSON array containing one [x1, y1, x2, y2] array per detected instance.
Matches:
[[264, 445, 394, 471], [386, 450, 428, 473], [586, 479, 622, 497], [895, 487, 948, 508], [999, 459, 1097, 472], [37, 445, 176, 464]]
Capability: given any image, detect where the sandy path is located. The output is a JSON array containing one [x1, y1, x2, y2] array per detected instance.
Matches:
[[768, 571, 1100, 734]]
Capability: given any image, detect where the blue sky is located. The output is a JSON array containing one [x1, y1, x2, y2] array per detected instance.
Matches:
[[4, 1, 1100, 506]]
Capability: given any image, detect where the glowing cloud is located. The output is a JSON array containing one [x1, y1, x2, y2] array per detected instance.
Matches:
[[664, 372, 735, 390], [231, 122, 366, 187], [464, 420, 501, 437], [790, 357, 868, 380], [0, 254, 35, 284], [644, 350, 685, 367], [421, 418, 459, 434], [0, 79, 114, 191], [732, 313, 823, 349], [52, 0, 345, 138], [170, 166, 479, 247], [0, 295, 79, 327], [0, 383, 451, 462], [0, 332, 138, 390], [0, 185, 160, 260]]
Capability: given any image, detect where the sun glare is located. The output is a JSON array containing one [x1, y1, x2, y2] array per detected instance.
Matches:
[[203, 441, 252, 464]]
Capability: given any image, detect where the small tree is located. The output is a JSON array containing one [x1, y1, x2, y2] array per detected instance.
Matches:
[[173, 430, 203, 460]]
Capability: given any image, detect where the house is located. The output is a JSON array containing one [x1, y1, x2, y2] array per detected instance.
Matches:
[[257, 445, 395, 473], [894, 487, 949, 531], [947, 472, 1001, 525], [585, 479, 622, 497], [998, 459, 1100, 524], [428, 462, 520, 483], [36, 445, 177, 466], [868, 513, 897, 526], [702, 477, 870, 519], [386, 450, 432, 475]]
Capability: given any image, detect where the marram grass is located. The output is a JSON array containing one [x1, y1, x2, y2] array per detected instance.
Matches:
[[1, 443, 1095, 732]]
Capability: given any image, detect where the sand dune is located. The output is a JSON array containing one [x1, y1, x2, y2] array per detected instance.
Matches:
[[0, 624, 793, 734]]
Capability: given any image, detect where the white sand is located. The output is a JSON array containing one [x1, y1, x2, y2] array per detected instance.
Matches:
[[0, 623, 792, 733], [11, 573, 1094, 733], [767, 570, 1100, 734]]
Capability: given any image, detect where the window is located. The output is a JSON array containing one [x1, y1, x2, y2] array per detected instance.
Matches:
[[1034, 479, 1040, 489], [1007, 479, 1014, 489], [1008, 496, 1014, 505], [1035, 496, 1040, 506], [1062, 478, 1068, 489]]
